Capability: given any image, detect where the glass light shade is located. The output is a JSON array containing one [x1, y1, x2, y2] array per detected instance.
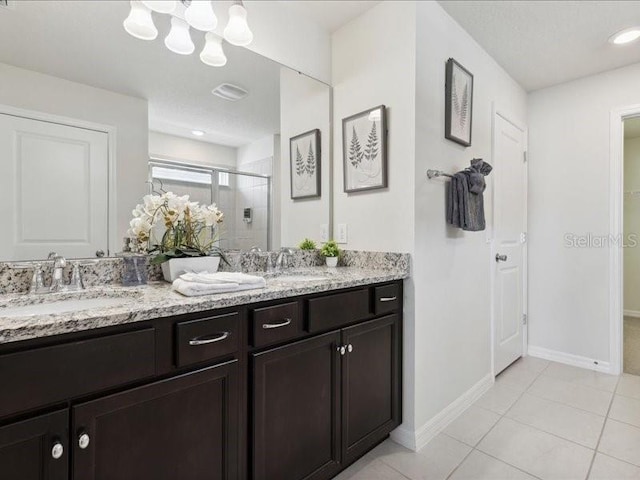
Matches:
[[185, 1, 218, 32], [200, 33, 227, 66], [123, 1, 158, 41], [141, 1, 176, 14], [164, 17, 195, 55], [223, 4, 253, 46]]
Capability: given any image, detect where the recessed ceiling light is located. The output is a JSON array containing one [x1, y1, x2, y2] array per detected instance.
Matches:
[[192, 130, 205, 136], [610, 27, 640, 45]]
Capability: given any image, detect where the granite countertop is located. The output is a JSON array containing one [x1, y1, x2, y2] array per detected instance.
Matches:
[[0, 266, 409, 345]]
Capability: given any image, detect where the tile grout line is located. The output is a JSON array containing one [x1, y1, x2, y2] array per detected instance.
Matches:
[[584, 374, 620, 479], [444, 362, 546, 480]]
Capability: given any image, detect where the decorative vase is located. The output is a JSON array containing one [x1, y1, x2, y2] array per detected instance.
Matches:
[[161, 256, 221, 282], [325, 256, 338, 268]]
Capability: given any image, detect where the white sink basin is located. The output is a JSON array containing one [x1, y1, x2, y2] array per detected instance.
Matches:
[[0, 297, 137, 318]]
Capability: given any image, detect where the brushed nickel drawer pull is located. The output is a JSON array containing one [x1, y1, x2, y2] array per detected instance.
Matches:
[[262, 318, 292, 329], [189, 332, 230, 346], [380, 296, 397, 302]]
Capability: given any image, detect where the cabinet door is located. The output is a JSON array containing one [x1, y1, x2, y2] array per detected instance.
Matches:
[[73, 360, 239, 480], [0, 409, 68, 480], [252, 331, 341, 480], [342, 315, 401, 464]]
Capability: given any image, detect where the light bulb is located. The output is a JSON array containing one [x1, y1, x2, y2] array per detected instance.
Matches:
[[224, 4, 253, 47], [141, 1, 176, 14], [185, 1, 217, 32], [200, 33, 227, 67], [610, 27, 640, 45], [123, 1, 158, 41], [164, 17, 195, 55]]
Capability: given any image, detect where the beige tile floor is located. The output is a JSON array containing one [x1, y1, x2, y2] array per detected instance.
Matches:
[[335, 357, 640, 480]]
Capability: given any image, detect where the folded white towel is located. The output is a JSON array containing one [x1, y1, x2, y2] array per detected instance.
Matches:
[[172, 276, 266, 297], [180, 272, 265, 285]]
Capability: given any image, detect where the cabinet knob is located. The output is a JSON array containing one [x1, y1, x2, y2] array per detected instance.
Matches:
[[337, 345, 346, 355], [51, 442, 64, 460], [347, 344, 353, 353], [78, 433, 90, 449]]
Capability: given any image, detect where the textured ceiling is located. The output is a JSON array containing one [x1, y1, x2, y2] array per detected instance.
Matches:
[[283, 0, 380, 32], [0, 0, 281, 147], [439, 1, 640, 92]]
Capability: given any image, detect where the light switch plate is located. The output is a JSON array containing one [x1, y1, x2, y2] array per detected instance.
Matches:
[[320, 224, 329, 242], [337, 224, 348, 244]]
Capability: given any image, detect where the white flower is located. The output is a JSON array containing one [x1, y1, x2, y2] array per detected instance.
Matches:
[[129, 217, 152, 236]]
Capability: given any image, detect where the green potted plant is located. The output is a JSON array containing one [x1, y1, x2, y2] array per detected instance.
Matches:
[[320, 240, 340, 268], [128, 192, 226, 281], [298, 238, 317, 250]]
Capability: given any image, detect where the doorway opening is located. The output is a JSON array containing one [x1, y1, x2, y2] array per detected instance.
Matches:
[[623, 118, 640, 374]]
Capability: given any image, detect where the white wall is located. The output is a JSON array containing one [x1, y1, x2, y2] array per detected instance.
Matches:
[[528, 62, 640, 365], [149, 131, 237, 169], [624, 136, 640, 314], [0, 62, 148, 252], [280, 68, 332, 247], [332, 1, 416, 254], [331, 1, 527, 449], [412, 1, 527, 445]]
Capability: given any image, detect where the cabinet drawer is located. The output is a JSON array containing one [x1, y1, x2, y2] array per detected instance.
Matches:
[[307, 288, 370, 332], [251, 302, 301, 348], [176, 312, 239, 367], [374, 284, 401, 315], [0, 328, 156, 419]]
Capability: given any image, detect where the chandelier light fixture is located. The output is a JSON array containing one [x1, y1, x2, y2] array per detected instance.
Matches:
[[123, 0, 253, 67]]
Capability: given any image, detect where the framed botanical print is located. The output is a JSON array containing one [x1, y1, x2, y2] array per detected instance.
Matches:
[[342, 105, 387, 193], [290, 129, 321, 199], [445, 58, 473, 147]]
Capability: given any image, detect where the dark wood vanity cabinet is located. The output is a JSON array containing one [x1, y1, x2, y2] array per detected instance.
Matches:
[[251, 288, 402, 480], [72, 361, 239, 480], [252, 332, 342, 480], [0, 280, 403, 480], [0, 409, 68, 480]]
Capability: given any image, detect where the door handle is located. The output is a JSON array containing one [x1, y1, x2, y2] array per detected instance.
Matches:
[[495, 254, 508, 262]]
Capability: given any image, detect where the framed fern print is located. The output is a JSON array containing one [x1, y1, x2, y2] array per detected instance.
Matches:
[[342, 105, 387, 193], [445, 58, 473, 147], [290, 129, 321, 199]]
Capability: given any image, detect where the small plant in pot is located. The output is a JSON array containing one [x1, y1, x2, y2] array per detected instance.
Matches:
[[298, 238, 317, 250], [128, 192, 227, 282], [321, 240, 340, 268]]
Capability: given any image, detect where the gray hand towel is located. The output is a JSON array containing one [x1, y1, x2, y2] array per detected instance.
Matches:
[[445, 159, 493, 232]]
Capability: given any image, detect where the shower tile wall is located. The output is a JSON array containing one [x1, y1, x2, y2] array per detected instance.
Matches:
[[217, 173, 236, 250], [234, 156, 272, 251]]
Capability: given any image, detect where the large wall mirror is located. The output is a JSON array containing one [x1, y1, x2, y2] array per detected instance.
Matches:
[[0, 1, 331, 262]]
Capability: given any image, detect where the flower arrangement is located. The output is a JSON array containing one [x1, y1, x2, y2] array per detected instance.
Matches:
[[128, 192, 225, 265]]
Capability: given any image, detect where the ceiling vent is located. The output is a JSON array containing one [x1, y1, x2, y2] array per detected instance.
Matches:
[[211, 83, 248, 102]]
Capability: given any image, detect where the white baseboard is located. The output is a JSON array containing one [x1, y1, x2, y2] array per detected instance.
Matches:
[[528, 345, 612, 374], [624, 310, 640, 318], [390, 373, 494, 451]]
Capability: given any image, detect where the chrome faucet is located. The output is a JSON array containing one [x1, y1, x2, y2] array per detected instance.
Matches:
[[275, 247, 294, 272], [48, 252, 67, 292]]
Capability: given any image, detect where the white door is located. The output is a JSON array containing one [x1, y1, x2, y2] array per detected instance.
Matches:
[[0, 113, 109, 260], [493, 113, 527, 375]]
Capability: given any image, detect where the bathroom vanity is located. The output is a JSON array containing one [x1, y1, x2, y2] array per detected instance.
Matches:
[[0, 268, 405, 480]]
